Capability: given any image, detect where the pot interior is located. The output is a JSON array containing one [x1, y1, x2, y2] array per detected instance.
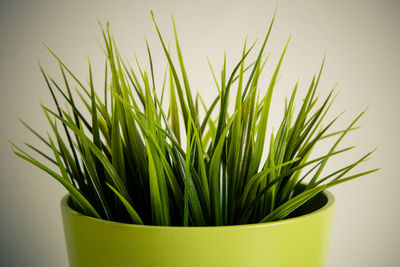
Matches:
[[66, 184, 330, 225]]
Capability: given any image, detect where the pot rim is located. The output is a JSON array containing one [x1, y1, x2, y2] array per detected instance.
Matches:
[[61, 189, 334, 230]]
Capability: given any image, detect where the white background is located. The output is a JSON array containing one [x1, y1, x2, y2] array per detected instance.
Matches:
[[1, 0, 398, 266]]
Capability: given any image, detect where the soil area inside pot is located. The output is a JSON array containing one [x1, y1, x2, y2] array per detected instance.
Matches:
[[288, 190, 328, 219]]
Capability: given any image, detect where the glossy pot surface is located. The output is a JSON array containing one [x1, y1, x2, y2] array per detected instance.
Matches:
[[61, 190, 335, 267]]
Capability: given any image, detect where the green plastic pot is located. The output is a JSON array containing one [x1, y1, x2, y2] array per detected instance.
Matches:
[[61, 190, 335, 267]]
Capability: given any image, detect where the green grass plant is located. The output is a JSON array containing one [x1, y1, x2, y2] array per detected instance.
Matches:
[[11, 12, 378, 226]]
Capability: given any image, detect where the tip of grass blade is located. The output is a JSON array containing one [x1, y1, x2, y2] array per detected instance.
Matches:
[[284, 35, 291, 50], [363, 102, 370, 113], [41, 41, 48, 49], [7, 139, 16, 150]]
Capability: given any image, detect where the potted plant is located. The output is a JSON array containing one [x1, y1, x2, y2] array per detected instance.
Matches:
[[10, 11, 378, 267]]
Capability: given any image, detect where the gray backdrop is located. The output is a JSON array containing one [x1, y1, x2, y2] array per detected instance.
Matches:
[[1, 0, 398, 266]]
